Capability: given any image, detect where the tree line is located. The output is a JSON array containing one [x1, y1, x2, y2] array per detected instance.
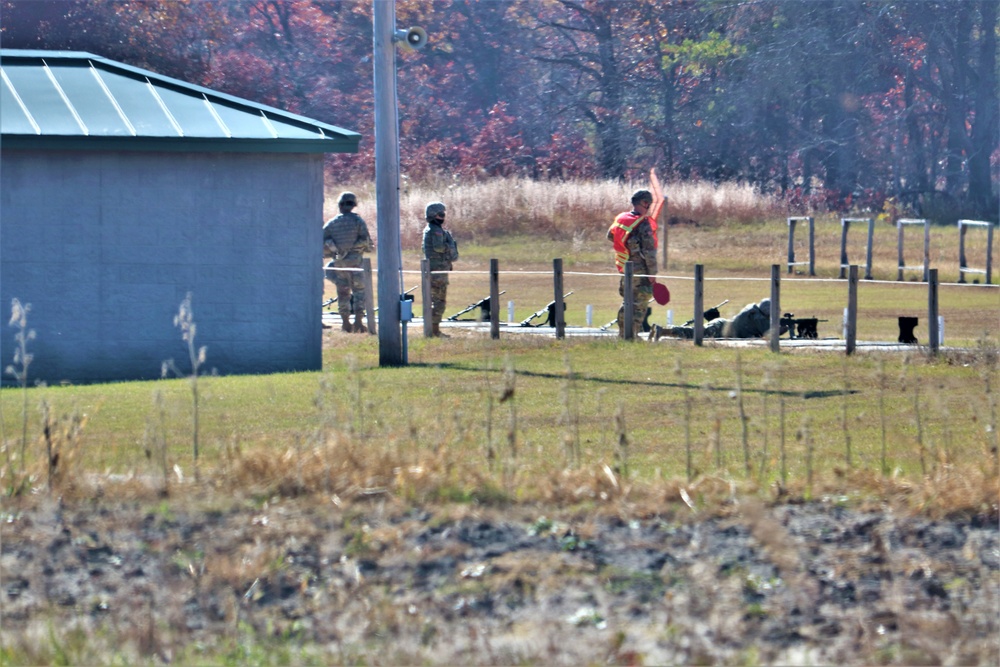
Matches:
[[2, 0, 997, 220]]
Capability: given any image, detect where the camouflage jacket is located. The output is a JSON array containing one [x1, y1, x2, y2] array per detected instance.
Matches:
[[422, 221, 459, 271], [323, 212, 372, 259]]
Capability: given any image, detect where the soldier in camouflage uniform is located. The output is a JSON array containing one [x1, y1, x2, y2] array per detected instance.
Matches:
[[608, 190, 658, 338], [422, 201, 459, 337], [323, 191, 373, 333], [650, 298, 782, 340]]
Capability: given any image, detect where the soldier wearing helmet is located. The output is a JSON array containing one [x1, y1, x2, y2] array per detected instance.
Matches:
[[422, 201, 459, 337], [650, 298, 784, 340], [323, 191, 373, 333], [608, 189, 658, 338]]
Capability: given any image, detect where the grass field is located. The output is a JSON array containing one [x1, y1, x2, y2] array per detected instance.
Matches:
[[1, 179, 997, 666], [2, 190, 997, 509]]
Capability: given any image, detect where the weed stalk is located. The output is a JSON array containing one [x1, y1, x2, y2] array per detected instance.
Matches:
[[675, 358, 693, 482], [878, 359, 889, 476], [736, 352, 750, 477], [6, 298, 35, 472], [841, 356, 852, 468], [162, 293, 206, 481], [614, 401, 629, 477]]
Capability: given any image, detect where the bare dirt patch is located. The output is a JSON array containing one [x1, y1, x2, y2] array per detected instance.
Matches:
[[2, 495, 997, 665]]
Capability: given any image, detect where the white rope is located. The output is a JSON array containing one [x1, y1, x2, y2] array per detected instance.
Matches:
[[330, 265, 996, 288]]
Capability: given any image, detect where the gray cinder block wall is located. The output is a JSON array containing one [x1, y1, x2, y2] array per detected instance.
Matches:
[[0, 149, 325, 384]]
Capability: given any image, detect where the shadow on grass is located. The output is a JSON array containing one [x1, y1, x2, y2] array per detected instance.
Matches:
[[403, 362, 859, 399]]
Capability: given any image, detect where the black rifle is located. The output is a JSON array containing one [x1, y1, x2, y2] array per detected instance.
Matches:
[[599, 307, 653, 332], [373, 285, 417, 313], [682, 299, 730, 326], [322, 297, 337, 309], [520, 291, 573, 327], [447, 290, 507, 321], [779, 313, 828, 339]]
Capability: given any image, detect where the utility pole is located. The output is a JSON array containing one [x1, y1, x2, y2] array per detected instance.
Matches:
[[372, 0, 427, 367], [373, 0, 403, 366]]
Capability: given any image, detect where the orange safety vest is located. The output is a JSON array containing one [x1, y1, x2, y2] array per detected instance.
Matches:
[[609, 212, 657, 273]]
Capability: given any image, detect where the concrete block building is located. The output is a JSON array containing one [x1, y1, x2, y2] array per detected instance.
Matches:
[[1, 49, 360, 384]]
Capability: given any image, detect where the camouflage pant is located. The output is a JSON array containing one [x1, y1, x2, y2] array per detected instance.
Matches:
[[429, 274, 449, 325], [616, 277, 653, 337], [325, 254, 366, 317], [663, 319, 731, 339]]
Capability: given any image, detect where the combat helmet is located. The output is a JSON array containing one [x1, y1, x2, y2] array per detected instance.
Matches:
[[338, 191, 358, 206], [425, 201, 447, 221]]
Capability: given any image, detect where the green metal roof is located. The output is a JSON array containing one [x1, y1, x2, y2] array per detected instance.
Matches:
[[1, 49, 360, 153]]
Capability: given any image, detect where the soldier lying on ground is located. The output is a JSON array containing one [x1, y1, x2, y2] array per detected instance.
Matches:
[[649, 298, 786, 341]]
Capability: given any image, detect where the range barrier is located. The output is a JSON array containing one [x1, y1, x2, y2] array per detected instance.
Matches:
[[958, 219, 995, 284], [897, 218, 930, 282], [786, 216, 815, 276], [783, 215, 996, 284], [840, 217, 874, 280]]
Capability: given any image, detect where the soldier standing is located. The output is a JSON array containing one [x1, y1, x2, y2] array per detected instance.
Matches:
[[323, 191, 373, 333], [422, 201, 459, 337], [608, 189, 658, 338]]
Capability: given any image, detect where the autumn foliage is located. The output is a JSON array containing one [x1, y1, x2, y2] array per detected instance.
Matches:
[[1, 0, 997, 220]]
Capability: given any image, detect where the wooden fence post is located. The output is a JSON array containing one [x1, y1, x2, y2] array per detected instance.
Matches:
[[623, 261, 634, 341], [362, 258, 376, 335], [928, 268, 939, 356], [769, 265, 781, 353], [554, 258, 566, 340], [490, 258, 500, 340], [846, 265, 858, 355], [421, 259, 433, 338], [693, 264, 704, 346]]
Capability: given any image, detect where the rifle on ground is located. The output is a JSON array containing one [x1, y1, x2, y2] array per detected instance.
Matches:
[[599, 307, 653, 332], [682, 299, 729, 326], [779, 313, 828, 339], [322, 297, 337, 309], [447, 290, 507, 321], [519, 291, 573, 327], [373, 285, 417, 313]]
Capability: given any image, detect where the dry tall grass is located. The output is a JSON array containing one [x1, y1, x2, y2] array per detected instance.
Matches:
[[327, 177, 784, 246]]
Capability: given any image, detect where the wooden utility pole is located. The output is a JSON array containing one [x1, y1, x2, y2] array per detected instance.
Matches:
[[373, 0, 404, 365]]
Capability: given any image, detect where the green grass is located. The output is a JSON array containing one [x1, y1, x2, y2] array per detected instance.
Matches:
[[3, 332, 996, 511]]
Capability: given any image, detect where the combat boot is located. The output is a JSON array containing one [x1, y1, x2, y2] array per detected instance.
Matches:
[[353, 314, 367, 334], [340, 312, 353, 333], [431, 322, 450, 338]]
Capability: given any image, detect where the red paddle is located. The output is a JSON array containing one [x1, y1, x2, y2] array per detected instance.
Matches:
[[652, 281, 670, 305]]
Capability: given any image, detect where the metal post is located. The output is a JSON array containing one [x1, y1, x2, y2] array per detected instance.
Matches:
[[786, 218, 796, 274], [865, 217, 874, 280], [553, 259, 565, 339], [693, 264, 704, 346], [769, 265, 780, 353], [897, 219, 906, 281], [807, 216, 816, 276], [922, 220, 930, 282], [420, 259, 432, 338], [839, 218, 850, 279], [988, 223, 995, 285], [846, 265, 858, 355], [928, 268, 939, 356], [623, 261, 634, 341], [959, 220, 969, 283], [489, 259, 500, 340], [374, 0, 404, 365]]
